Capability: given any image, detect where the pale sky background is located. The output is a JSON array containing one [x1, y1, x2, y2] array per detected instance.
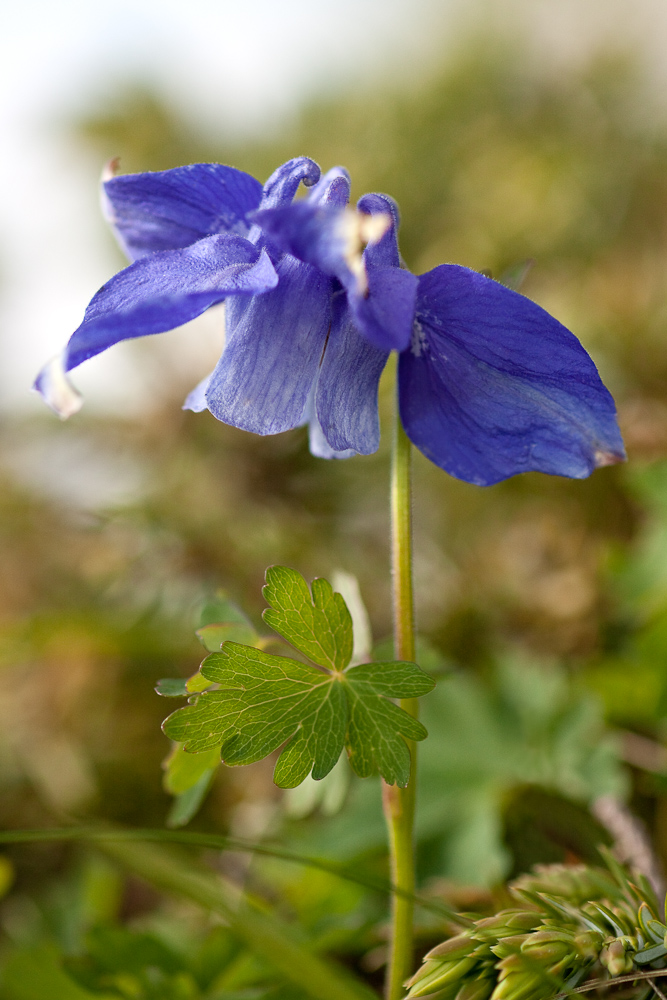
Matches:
[[4, 0, 667, 417]]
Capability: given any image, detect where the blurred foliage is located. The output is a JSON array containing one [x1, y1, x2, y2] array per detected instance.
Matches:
[[283, 657, 623, 891], [0, 853, 333, 999], [6, 25, 667, 997]]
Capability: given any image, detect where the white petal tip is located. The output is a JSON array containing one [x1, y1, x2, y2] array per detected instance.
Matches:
[[594, 448, 625, 468], [182, 372, 212, 413], [33, 356, 83, 419], [308, 419, 356, 459]]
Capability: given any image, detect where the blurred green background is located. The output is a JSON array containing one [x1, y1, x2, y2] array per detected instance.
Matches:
[[5, 18, 667, 998]]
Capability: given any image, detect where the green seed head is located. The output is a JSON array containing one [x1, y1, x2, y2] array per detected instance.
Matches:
[[491, 935, 530, 959], [475, 911, 541, 942], [425, 933, 476, 962], [455, 975, 495, 1000], [406, 957, 477, 997], [490, 970, 545, 1000], [600, 938, 634, 977], [520, 939, 572, 964], [573, 930, 603, 961]]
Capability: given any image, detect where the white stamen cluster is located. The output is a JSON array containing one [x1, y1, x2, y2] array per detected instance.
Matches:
[[336, 210, 391, 296]]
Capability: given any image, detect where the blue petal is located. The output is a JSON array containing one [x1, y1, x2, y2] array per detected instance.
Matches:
[[56, 235, 277, 372], [399, 265, 626, 486], [349, 265, 417, 352], [205, 255, 331, 434], [315, 293, 389, 454], [102, 163, 263, 261]]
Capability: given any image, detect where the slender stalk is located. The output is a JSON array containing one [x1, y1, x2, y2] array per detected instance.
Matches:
[[383, 390, 418, 1000]]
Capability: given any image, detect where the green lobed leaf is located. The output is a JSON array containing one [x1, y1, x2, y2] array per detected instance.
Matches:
[[262, 565, 353, 671], [163, 648, 434, 789], [162, 569, 435, 788]]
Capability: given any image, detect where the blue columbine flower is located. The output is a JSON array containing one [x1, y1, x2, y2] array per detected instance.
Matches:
[[254, 190, 626, 485], [35, 156, 625, 486]]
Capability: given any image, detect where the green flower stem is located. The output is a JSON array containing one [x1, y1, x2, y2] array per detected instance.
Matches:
[[384, 393, 418, 1000], [96, 837, 374, 1000], [391, 408, 416, 668]]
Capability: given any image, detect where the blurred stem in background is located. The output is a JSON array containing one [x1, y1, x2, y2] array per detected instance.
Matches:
[[384, 389, 418, 999]]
